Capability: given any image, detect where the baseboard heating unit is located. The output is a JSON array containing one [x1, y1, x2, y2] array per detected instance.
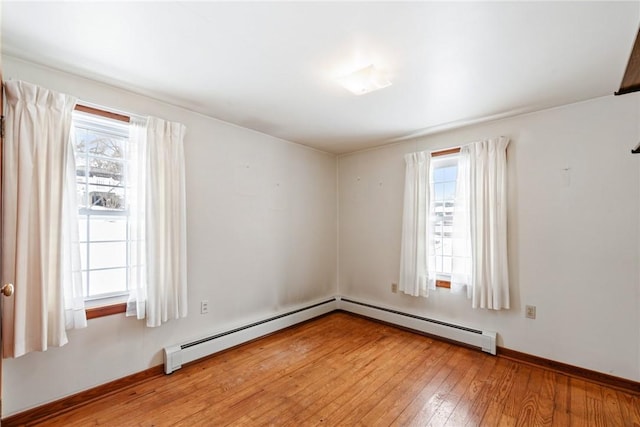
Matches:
[[164, 295, 497, 375], [337, 297, 497, 355], [163, 297, 338, 374]]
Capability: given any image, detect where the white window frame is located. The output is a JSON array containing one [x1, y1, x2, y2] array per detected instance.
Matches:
[[72, 109, 132, 306], [430, 152, 459, 287]]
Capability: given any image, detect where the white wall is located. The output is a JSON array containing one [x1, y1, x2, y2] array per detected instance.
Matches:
[[339, 93, 640, 381], [5, 54, 640, 417], [1, 57, 337, 416]]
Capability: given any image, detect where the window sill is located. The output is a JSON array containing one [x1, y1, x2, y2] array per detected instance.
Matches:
[[86, 303, 126, 320], [435, 279, 451, 289]]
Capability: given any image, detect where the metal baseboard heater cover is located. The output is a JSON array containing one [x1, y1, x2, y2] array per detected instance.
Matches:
[[163, 295, 497, 374], [163, 298, 338, 374], [338, 297, 496, 355]]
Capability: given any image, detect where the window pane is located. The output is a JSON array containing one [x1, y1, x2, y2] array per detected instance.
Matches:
[[87, 158, 124, 183], [442, 256, 452, 274], [443, 202, 454, 216], [78, 218, 88, 242], [87, 137, 125, 159], [89, 242, 127, 270], [434, 235, 443, 255], [74, 111, 131, 303], [452, 257, 469, 274], [444, 166, 457, 181], [433, 167, 445, 182], [75, 128, 91, 153], [76, 159, 87, 173], [432, 160, 459, 277], [443, 221, 453, 237], [77, 183, 88, 209], [90, 217, 127, 241], [87, 185, 125, 210], [434, 183, 444, 201], [443, 238, 453, 256], [79, 243, 88, 270], [80, 271, 89, 297], [444, 182, 456, 200], [88, 268, 127, 297], [433, 202, 442, 217]]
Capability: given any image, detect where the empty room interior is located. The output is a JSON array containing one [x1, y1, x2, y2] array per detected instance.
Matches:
[[3, 1, 640, 425]]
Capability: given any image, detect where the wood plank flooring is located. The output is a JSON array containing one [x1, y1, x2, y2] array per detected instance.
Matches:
[[23, 312, 640, 426]]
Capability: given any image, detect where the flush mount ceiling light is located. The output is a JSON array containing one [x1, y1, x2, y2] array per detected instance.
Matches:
[[337, 65, 392, 95]]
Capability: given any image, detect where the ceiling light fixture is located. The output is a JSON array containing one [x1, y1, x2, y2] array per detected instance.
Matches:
[[337, 65, 392, 95]]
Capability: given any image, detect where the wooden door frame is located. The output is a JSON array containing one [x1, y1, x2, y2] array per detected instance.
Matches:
[[1, 72, 5, 424]]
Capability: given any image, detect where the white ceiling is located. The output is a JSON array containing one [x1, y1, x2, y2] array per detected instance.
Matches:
[[3, 1, 639, 154]]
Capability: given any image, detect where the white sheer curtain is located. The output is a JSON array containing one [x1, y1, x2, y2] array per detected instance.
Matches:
[[126, 116, 188, 327], [450, 151, 471, 293], [456, 137, 510, 309], [126, 117, 148, 321], [399, 151, 435, 296], [2, 80, 86, 358]]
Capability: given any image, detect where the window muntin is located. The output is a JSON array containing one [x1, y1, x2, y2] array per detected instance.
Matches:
[[73, 111, 131, 301], [431, 154, 458, 280]]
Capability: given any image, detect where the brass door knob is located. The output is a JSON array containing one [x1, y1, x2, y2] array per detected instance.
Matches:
[[1, 283, 14, 297]]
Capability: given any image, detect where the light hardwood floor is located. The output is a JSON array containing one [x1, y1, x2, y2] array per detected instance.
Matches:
[[26, 312, 640, 426]]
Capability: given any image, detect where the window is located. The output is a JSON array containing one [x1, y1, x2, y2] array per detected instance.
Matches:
[[430, 153, 458, 288], [399, 138, 509, 308], [71, 106, 188, 322], [72, 108, 131, 305]]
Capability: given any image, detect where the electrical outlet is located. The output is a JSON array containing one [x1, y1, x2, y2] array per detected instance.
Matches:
[[200, 300, 209, 315], [391, 283, 398, 293], [525, 305, 536, 319]]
